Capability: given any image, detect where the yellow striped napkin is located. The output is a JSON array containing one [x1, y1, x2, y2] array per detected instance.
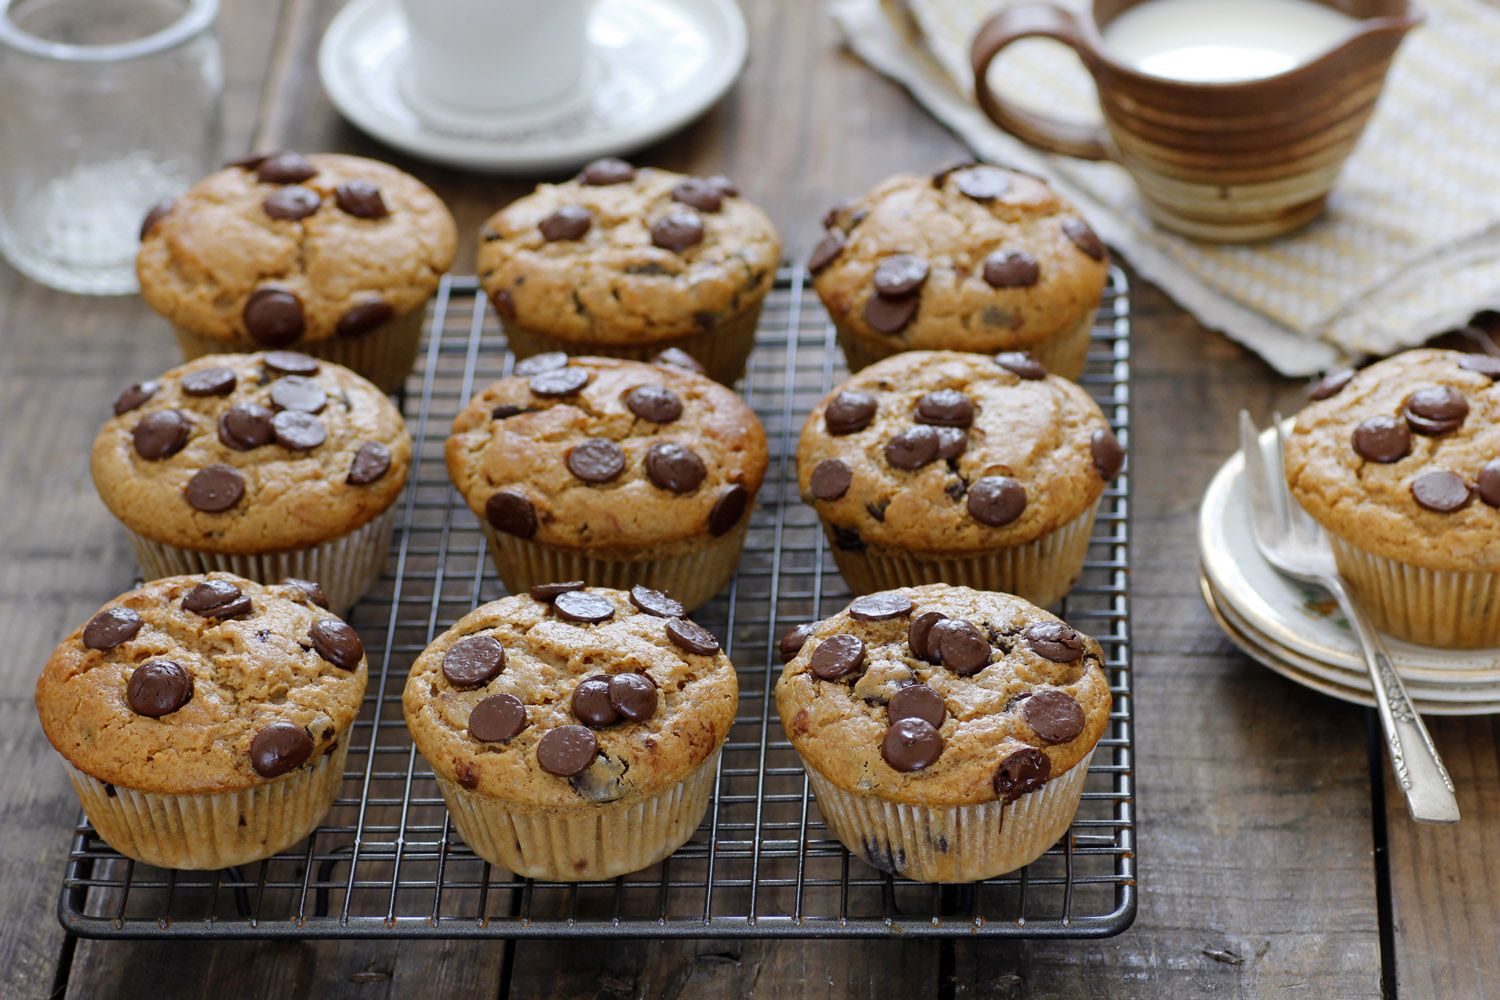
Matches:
[[832, 0, 1500, 375]]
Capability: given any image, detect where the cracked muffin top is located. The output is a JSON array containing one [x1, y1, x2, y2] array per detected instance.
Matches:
[[808, 165, 1109, 353], [35, 574, 367, 795], [137, 152, 456, 345], [796, 350, 1121, 553], [92, 352, 411, 553], [775, 584, 1110, 807], [446, 355, 768, 553], [1286, 348, 1500, 571], [477, 159, 781, 344], [402, 585, 737, 806]]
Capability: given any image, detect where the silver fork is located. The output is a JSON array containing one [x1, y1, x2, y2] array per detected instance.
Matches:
[[1238, 411, 1459, 824]]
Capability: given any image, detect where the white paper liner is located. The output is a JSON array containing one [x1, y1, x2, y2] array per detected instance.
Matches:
[[833, 304, 1096, 381], [1328, 534, 1500, 648]]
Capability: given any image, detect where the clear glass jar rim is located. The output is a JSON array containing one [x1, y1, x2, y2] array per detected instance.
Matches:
[[0, 0, 218, 62]]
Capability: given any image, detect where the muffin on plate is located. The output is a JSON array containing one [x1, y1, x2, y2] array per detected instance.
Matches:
[[137, 152, 457, 391], [35, 574, 367, 869], [1285, 348, 1500, 647], [93, 352, 411, 613], [402, 585, 737, 880], [808, 164, 1108, 379], [477, 159, 781, 385], [775, 584, 1110, 882], [446, 355, 767, 610], [796, 350, 1122, 605]]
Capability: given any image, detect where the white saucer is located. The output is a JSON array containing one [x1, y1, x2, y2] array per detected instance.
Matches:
[[318, 0, 748, 173]]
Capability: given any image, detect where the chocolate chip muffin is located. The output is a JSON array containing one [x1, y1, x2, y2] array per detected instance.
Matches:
[[775, 584, 1108, 882], [477, 159, 781, 385], [1286, 348, 1500, 647], [446, 355, 768, 610], [797, 350, 1122, 605], [402, 585, 737, 880], [35, 574, 367, 869], [137, 152, 457, 392], [809, 164, 1109, 379], [93, 352, 411, 612]]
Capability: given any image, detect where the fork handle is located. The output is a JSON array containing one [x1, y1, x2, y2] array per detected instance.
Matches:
[[1325, 576, 1460, 824]]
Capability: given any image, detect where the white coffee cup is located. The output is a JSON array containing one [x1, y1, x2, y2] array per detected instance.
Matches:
[[398, 0, 593, 115]]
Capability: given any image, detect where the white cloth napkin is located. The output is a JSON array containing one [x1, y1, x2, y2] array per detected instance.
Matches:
[[831, 0, 1500, 375]]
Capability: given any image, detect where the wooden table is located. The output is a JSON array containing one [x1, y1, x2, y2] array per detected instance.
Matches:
[[4, 2, 1496, 996]]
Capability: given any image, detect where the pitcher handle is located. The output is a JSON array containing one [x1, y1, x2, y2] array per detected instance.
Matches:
[[970, 3, 1111, 160]]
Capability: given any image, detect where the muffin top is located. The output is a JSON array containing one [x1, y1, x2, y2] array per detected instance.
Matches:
[[808, 165, 1108, 353], [797, 350, 1121, 553], [35, 574, 367, 795], [447, 355, 768, 553], [402, 585, 737, 806], [1286, 348, 1500, 571], [477, 159, 781, 344], [92, 352, 411, 554], [137, 152, 457, 345], [775, 584, 1110, 807]]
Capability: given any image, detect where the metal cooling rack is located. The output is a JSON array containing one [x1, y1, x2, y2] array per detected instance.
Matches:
[[60, 266, 1135, 939]]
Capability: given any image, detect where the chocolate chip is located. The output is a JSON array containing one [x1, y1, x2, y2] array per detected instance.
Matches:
[[225, 152, 270, 169], [808, 230, 846, 274], [1022, 689, 1086, 744], [885, 425, 940, 470], [126, 660, 193, 717], [529, 581, 584, 601], [993, 747, 1050, 801], [181, 579, 251, 619], [930, 619, 990, 675], [218, 404, 275, 450], [810, 633, 865, 680], [666, 618, 721, 655], [651, 347, 705, 375], [486, 490, 537, 537], [707, 175, 738, 196], [983, 250, 1040, 289], [529, 366, 590, 397], [537, 725, 599, 776], [567, 438, 626, 484], [873, 254, 929, 297], [469, 693, 526, 742], [995, 351, 1047, 380], [256, 153, 317, 184], [515, 352, 569, 376], [646, 442, 707, 493], [263, 185, 320, 220], [347, 442, 392, 485], [243, 288, 305, 346], [83, 607, 143, 651], [1481, 460, 1500, 508], [882, 718, 944, 772], [968, 476, 1026, 526], [442, 634, 505, 688], [491, 287, 517, 320], [184, 464, 245, 512], [864, 293, 919, 334], [609, 672, 658, 721], [491, 404, 535, 420], [554, 590, 614, 624], [1404, 386, 1469, 436], [139, 198, 173, 240], [1353, 416, 1412, 463], [1024, 621, 1085, 661], [114, 381, 159, 415], [310, 618, 364, 670], [269, 375, 327, 413], [779, 622, 814, 663], [263, 351, 319, 376], [1062, 218, 1105, 260], [250, 721, 313, 777], [1412, 469, 1472, 513], [580, 158, 635, 185], [935, 427, 968, 461], [1309, 368, 1356, 400], [825, 391, 877, 435], [832, 526, 864, 551], [808, 459, 852, 501], [630, 585, 684, 618], [848, 592, 914, 621], [539, 205, 592, 241], [908, 611, 945, 662], [625, 385, 683, 423], [283, 577, 328, 608], [709, 484, 748, 535], [888, 684, 946, 728], [671, 178, 723, 213], [334, 179, 388, 218], [337, 298, 395, 338], [1459, 354, 1500, 380], [571, 675, 618, 727], [952, 165, 1012, 200], [133, 410, 191, 460], [1092, 428, 1124, 480], [651, 210, 705, 253], [916, 389, 974, 428], [271, 410, 326, 450]]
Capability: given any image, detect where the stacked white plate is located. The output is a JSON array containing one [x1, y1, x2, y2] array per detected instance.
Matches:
[[1199, 428, 1500, 715]]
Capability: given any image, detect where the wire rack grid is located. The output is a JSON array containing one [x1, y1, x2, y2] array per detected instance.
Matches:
[[60, 266, 1136, 939]]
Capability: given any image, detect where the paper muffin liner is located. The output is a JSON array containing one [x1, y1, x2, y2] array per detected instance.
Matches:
[[172, 307, 425, 393], [125, 503, 397, 615], [802, 748, 1094, 883], [435, 748, 720, 881], [479, 514, 750, 612], [833, 306, 1096, 382], [1327, 534, 1500, 648], [823, 500, 1099, 608], [64, 741, 349, 870], [499, 296, 765, 387]]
